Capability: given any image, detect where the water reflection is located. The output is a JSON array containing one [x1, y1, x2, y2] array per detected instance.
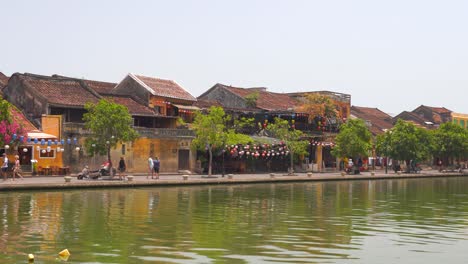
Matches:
[[0, 177, 468, 263]]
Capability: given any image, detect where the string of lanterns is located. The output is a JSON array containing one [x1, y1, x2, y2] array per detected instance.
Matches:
[[224, 142, 290, 159], [310, 141, 335, 147], [2, 133, 83, 153]]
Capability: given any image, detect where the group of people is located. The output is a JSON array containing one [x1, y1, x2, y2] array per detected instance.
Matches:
[[79, 157, 127, 180], [1, 153, 24, 181], [2, 153, 161, 181], [147, 156, 160, 179]]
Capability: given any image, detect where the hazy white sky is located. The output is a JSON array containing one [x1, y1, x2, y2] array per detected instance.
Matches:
[[2, 0, 467, 115]]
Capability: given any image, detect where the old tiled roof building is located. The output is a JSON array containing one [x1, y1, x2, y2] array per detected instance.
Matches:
[[2, 72, 197, 174], [198, 83, 352, 172], [351, 106, 393, 136], [393, 105, 453, 129]]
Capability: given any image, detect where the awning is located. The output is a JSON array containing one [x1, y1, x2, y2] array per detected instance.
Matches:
[[27, 130, 58, 140], [172, 104, 200, 111]]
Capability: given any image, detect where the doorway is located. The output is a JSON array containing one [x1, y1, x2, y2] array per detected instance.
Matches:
[[178, 149, 190, 170]]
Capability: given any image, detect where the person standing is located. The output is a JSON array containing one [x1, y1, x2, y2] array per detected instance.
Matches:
[[13, 155, 23, 180], [1, 153, 8, 181], [147, 156, 154, 179], [153, 157, 160, 179], [118, 157, 126, 180]]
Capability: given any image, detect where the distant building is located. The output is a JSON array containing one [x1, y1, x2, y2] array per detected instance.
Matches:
[[198, 83, 351, 172], [452, 112, 468, 129], [393, 105, 453, 129], [350, 106, 393, 136], [2, 72, 197, 174]]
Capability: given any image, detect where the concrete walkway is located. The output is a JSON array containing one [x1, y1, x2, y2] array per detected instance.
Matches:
[[0, 169, 467, 191]]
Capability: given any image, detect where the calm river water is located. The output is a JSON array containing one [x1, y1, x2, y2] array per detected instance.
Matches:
[[1, 177, 468, 263]]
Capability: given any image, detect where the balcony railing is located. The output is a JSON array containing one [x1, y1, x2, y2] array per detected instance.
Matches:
[[136, 127, 195, 138], [63, 123, 195, 139]]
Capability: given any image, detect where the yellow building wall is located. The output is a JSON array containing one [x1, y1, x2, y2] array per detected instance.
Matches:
[[32, 115, 64, 171], [108, 137, 194, 173], [452, 112, 468, 128], [41, 115, 62, 138]]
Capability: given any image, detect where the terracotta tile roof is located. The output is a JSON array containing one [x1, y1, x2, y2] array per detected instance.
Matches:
[[102, 95, 158, 116], [423, 105, 452, 114], [351, 106, 393, 135], [21, 74, 101, 107], [82, 79, 117, 94], [193, 99, 222, 109], [51, 74, 117, 95], [132, 74, 196, 102], [219, 84, 298, 111], [10, 105, 37, 132], [393, 111, 431, 129], [412, 105, 452, 124]]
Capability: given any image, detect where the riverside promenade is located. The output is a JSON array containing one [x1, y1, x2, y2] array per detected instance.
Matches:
[[0, 169, 467, 191]]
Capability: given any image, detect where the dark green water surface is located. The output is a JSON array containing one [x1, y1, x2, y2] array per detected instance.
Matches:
[[1, 177, 468, 263]]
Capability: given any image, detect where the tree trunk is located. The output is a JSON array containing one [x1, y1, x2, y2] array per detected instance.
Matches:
[[107, 146, 113, 176], [208, 147, 212, 176], [289, 151, 294, 174]]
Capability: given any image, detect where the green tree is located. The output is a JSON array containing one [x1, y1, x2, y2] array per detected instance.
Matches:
[[376, 119, 432, 171], [192, 106, 251, 176], [432, 122, 468, 165], [331, 118, 372, 171], [267, 118, 308, 174], [244, 92, 259, 108], [83, 99, 139, 173], [0, 98, 11, 123]]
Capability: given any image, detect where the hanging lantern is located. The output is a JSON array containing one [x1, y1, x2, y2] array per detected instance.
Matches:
[[40, 139, 45, 145], [23, 148, 28, 153], [67, 138, 71, 145], [20, 136, 24, 142], [12, 134, 17, 140], [46, 146, 51, 152]]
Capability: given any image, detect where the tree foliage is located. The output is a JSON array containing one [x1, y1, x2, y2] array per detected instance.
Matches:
[[376, 119, 432, 165], [244, 92, 259, 108], [331, 118, 372, 160], [192, 106, 252, 176], [0, 98, 26, 148], [83, 99, 139, 170], [266, 118, 308, 174], [297, 93, 338, 121], [431, 122, 468, 163]]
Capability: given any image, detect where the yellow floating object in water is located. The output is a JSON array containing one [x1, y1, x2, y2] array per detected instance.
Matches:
[[58, 249, 70, 257], [28, 253, 34, 261]]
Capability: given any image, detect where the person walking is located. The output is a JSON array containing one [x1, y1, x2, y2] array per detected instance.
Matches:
[[153, 157, 160, 179], [13, 155, 23, 180], [118, 157, 126, 180], [147, 156, 154, 179], [1, 153, 8, 181]]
